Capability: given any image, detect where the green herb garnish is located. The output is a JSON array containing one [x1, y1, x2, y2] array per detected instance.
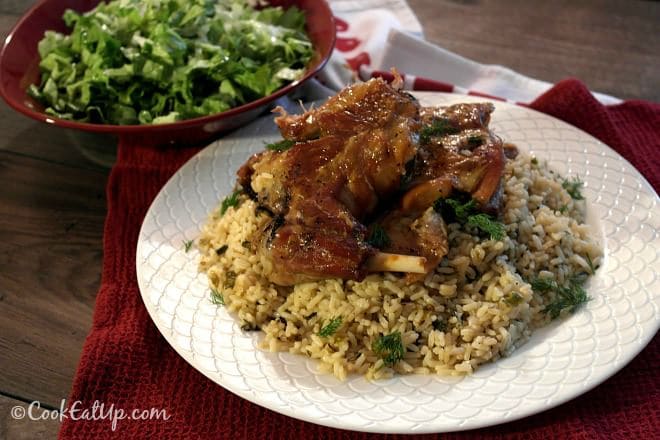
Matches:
[[241, 240, 251, 250], [558, 205, 569, 214], [373, 331, 405, 367], [265, 139, 295, 152], [504, 292, 524, 306], [432, 319, 447, 332], [586, 254, 597, 275], [466, 213, 506, 240], [183, 239, 193, 253], [318, 316, 343, 337], [434, 196, 506, 241], [27, 0, 313, 125], [467, 135, 483, 147], [562, 176, 584, 200], [530, 276, 557, 292], [216, 244, 228, 255], [543, 280, 590, 319], [224, 270, 237, 289], [419, 118, 457, 144], [367, 224, 391, 249], [531, 157, 538, 165], [220, 190, 242, 215], [530, 276, 590, 319], [210, 287, 225, 306]]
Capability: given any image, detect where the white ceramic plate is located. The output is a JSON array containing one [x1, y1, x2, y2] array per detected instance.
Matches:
[[136, 93, 659, 434]]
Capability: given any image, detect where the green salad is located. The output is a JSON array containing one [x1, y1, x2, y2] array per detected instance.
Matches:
[[28, 0, 313, 125]]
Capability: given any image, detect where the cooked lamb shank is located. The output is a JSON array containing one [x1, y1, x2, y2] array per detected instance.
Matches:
[[237, 77, 508, 285]]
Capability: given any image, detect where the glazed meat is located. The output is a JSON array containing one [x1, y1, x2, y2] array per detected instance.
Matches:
[[238, 77, 420, 285], [400, 103, 506, 214], [237, 77, 510, 285]]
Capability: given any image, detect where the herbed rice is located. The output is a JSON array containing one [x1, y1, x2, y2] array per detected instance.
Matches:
[[198, 154, 602, 380]]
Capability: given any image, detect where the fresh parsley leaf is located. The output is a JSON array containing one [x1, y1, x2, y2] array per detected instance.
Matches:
[[318, 316, 343, 337], [419, 118, 458, 144], [562, 176, 584, 200], [29, 0, 313, 125], [373, 331, 405, 366], [215, 244, 228, 255], [558, 205, 569, 214], [466, 213, 506, 240], [367, 224, 391, 249], [183, 239, 193, 252], [265, 139, 295, 152], [210, 287, 225, 306], [220, 190, 242, 215]]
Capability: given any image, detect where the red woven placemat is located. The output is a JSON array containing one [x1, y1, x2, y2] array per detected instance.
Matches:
[[59, 79, 659, 439]]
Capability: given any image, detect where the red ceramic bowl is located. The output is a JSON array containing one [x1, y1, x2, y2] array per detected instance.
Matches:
[[0, 0, 335, 146]]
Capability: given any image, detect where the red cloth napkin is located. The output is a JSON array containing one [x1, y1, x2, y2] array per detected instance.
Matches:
[[59, 79, 659, 439]]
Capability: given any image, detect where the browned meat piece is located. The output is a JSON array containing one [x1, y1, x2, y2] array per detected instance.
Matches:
[[239, 77, 420, 285], [376, 207, 449, 283], [235, 77, 511, 285], [274, 74, 417, 141], [403, 103, 506, 213]]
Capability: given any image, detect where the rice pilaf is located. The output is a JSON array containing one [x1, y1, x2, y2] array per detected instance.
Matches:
[[198, 153, 602, 380]]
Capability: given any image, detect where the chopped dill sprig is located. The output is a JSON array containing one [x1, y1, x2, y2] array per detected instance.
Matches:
[[210, 287, 225, 306], [224, 270, 237, 289], [586, 254, 597, 275], [530, 276, 590, 319], [265, 139, 295, 152], [543, 280, 590, 319], [432, 318, 447, 332], [504, 292, 524, 306], [467, 213, 506, 240], [434, 197, 506, 241], [558, 204, 569, 214], [530, 276, 557, 292], [419, 118, 458, 144], [220, 189, 242, 215], [446, 198, 476, 222], [373, 331, 405, 367], [562, 176, 584, 200], [467, 135, 483, 147], [318, 316, 343, 337], [183, 239, 193, 253], [367, 224, 391, 249]]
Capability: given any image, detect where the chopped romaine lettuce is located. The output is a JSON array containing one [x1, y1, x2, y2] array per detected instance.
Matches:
[[28, 0, 313, 125]]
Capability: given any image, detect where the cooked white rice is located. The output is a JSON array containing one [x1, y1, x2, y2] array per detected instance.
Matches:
[[198, 153, 602, 380]]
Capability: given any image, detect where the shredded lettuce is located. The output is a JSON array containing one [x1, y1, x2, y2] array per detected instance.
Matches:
[[28, 0, 313, 125]]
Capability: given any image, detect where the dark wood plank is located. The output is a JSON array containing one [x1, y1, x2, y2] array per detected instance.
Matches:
[[408, 0, 660, 101], [0, 152, 107, 407], [0, 395, 60, 440]]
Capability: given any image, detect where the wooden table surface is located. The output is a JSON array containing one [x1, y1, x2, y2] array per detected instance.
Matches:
[[0, 0, 658, 437]]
